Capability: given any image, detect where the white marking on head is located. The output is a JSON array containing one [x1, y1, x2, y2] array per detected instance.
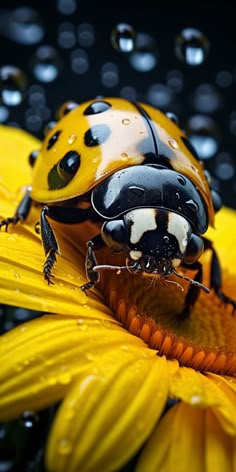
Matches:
[[167, 213, 191, 254], [128, 208, 157, 244], [129, 250, 143, 260]]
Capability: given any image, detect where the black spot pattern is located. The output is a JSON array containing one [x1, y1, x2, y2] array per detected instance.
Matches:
[[46, 130, 62, 150], [28, 149, 39, 167], [84, 124, 111, 147], [48, 150, 80, 189], [83, 100, 111, 115]]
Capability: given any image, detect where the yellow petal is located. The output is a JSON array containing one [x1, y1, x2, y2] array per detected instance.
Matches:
[[205, 409, 236, 472], [137, 402, 205, 472], [46, 350, 168, 472], [169, 367, 236, 435], [0, 125, 40, 192], [0, 313, 150, 420], [137, 402, 236, 472]]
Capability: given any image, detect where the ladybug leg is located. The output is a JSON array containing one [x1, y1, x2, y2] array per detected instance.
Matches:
[[0, 189, 32, 230], [40, 206, 60, 285], [80, 235, 105, 294], [179, 261, 203, 319], [203, 237, 236, 314], [39, 205, 93, 284]]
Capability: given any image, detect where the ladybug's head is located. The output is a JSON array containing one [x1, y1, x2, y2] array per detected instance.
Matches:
[[100, 208, 209, 293]]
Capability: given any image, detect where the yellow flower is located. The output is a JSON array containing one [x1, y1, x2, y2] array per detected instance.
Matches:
[[0, 124, 236, 472]]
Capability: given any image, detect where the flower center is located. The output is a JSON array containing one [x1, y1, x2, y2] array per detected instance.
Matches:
[[98, 250, 236, 376]]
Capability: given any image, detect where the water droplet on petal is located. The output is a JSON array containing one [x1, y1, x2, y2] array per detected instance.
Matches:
[[111, 23, 136, 53], [0, 65, 27, 106], [175, 27, 210, 66], [58, 438, 72, 455]]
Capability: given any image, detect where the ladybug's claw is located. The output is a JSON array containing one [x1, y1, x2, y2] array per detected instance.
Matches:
[[0, 216, 22, 231]]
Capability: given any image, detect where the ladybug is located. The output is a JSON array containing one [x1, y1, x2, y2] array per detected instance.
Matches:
[[1, 97, 235, 317]]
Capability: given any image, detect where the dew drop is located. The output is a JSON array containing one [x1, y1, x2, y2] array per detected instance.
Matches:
[[146, 84, 172, 109], [168, 138, 179, 149], [20, 410, 39, 429], [129, 32, 158, 72], [31, 45, 62, 83], [214, 152, 235, 181], [70, 48, 89, 75], [166, 69, 184, 92], [0, 7, 44, 45], [77, 22, 95, 48], [111, 23, 136, 53], [122, 118, 130, 125], [191, 83, 222, 113], [186, 114, 219, 160], [121, 152, 128, 160], [57, 22, 76, 49], [0, 65, 27, 106], [175, 27, 210, 66], [101, 62, 119, 88], [58, 438, 72, 455], [215, 70, 233, 88], [57, 0, 77, 15], [68, 134, 77, 144], [0, 105, 9, 122]]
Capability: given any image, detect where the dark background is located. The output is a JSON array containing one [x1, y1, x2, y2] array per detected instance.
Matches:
[[0, 0, 236, 208]]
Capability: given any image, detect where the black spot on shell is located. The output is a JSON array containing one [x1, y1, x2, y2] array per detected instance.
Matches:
[[48, 150, 80, 189], [84, 124, 111, 147], [46, 130, 62, 150], [83, 100, 111, 115], [28, 149, 39, 167]]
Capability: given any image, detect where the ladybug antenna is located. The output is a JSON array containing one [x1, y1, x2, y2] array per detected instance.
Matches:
[[172, 269, 210, 294]]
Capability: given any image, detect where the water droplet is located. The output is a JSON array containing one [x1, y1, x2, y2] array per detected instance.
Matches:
[[214, 152, 235, 180], [168, 138, 179, 149], [215, 70, 233, 88], [147, 83, 172, 109], [70, 48, 89, 75], [25, 108, 43, 132], [129, 32, 158, 72], [28, 84, 46, 107], [77, 22, 95, 48], [190, 394, 201, 404], [0, 65, 27, 106], [121, 152, 128, 160], [57, 0, 77, 15], [191, 83, 222, 113], [229, 111, 236, 136], [186, 114, 219, 160], [111, 23, 136, 53], [101, 62, 119, 88], [0, 7, 44, 45], [122, 118, 130, 125], [68, 134, 77, 144], [58, 438, 72, 455], [31, 45, 62, 83], [166, 111, 180, 126], [120, 85, 137, 100], [0, 105, 9, 122], [166, 69, 184, 92], [175, 28, 210, 66], [185, 199, 199, 212], [20, 410, 39, 429], [57, 22, 76, 49]]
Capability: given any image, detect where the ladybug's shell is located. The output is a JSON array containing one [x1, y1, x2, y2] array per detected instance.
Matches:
[[31, 97, 214, 226]]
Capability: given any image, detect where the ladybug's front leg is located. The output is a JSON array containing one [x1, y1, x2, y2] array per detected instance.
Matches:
[[0, 189, 32, 230], [80, 235, 105, 294], [40, 206, 60, 284]]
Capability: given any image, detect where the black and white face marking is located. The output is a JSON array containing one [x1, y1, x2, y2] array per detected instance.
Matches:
[[124, 208, 192, 275]]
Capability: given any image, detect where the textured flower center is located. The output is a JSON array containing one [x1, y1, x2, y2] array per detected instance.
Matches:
[[98, 250, 236, 376]]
